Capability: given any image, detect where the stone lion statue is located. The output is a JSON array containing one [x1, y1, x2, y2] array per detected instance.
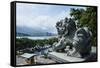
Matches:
[[71, 27, 92, 58], [54, 17, 76, 52], [54, 17, 92, 58]]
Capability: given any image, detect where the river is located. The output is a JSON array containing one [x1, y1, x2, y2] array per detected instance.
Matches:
[[16, 36, 57, 40]]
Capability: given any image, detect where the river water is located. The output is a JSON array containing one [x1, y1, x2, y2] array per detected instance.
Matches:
[[16, 36, 57, 40]]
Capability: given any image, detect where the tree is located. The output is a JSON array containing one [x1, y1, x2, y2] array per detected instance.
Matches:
[[70, 7, 97, 46]]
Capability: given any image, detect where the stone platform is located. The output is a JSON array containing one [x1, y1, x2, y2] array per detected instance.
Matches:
[[48, 47, 96, 63], [48, 52, 85, 63]]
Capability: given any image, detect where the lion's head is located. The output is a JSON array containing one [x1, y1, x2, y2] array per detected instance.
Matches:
[[56, 17, 76, 38]]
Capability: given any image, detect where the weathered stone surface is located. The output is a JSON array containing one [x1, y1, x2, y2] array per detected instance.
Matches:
[[54, 17, 92, 58], [48, 52, 85, 62], [55, 18, 76, 52], [72, 27, 92, 57]]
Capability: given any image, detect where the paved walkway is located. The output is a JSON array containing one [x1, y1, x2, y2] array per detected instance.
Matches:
[[16, 55, 56, 65], [36, 56, 56, 64]]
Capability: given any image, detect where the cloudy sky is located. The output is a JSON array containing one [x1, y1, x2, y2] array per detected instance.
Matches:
[[16, 3, 86, 34]]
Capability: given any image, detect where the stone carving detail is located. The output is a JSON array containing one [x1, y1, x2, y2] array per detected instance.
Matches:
[[54, 17, 92, 58]]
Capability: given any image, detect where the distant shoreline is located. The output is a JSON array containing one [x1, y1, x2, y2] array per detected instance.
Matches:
[[16, 36, 58, 40]]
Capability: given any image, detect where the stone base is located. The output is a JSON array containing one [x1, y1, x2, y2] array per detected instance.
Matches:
[[48, 52, 85, 63]]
